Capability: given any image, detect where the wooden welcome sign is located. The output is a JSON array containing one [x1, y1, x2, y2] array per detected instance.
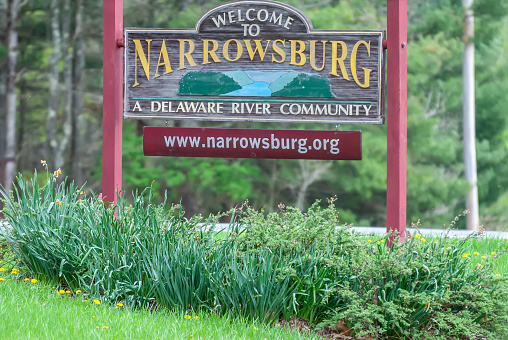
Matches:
[[124, 0, 385, 124]]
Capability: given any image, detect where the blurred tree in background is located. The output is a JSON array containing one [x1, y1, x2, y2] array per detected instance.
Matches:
[[1, 0, 507, 229]]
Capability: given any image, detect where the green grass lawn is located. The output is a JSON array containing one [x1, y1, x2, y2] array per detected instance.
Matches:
[[0, 278, 320, 340]]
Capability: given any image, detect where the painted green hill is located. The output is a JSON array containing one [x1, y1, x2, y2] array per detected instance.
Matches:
[[179, 72, 241, 96], [271, 74, 333, 98]]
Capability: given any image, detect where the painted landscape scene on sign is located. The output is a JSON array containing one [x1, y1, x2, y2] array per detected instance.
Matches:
[[178, 70, 334, 98]]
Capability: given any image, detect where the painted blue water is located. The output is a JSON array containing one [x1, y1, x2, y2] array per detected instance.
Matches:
[[221, 81, 272, 97]]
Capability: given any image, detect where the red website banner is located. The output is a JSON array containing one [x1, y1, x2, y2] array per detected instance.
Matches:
[[143, 127, 361, 160]]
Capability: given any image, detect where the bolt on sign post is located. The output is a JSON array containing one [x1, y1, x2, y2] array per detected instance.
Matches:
[[104, 0, 407, 239]]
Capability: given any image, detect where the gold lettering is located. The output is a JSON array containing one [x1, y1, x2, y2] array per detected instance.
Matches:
[[309, 40, 327, 71], [330, 41, 349, 80], [132, 39, 152, 87], [202, 39, 221, 65], [244, 40, 271, 61], [351, 40, 371, 88], [290, 40, 306, 66], [154, 40, 173, 78], [223, 39, 243, 62], [178, 39, 197, 70], [271, 39, 286, 63]]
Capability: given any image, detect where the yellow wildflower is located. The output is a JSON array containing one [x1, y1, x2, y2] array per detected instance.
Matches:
[[376, 241, 380, 244], [24, 278, 29, 281], [491, 252, 496, 255], [94, 299, 101, 305], [184, 315, 191, 319], [117, 303, 123, 307], [190, 335, 193, 338], [59, 290, 65, 294], [0, 278, 5, 282], [82, 300, 88, 302], [31, 279, 37, 284], [58, 168, 62, 174], [446, 247, 451, 250], [11, 268, 18, 274], [76, 290, 82, 294], [241, 232, 246, 236], [415, 234, 421, 239], [462, 253, 470, 258], [477, 264, 483, 269], [481, 256, 486, 259], [254, 327, 259, 330], [40, 160, 46, 165], [194, 316, 199, 319], [421, 238, 426, 242], [367, 240, 372, 243], [92, 316, 95, 318], [103, 326, 108, 329], [66, 290, 71, 294], [473, 252, 479, 256], [380, 240, 385, 243], [96, 326, 99, 329], [495, 274, 501, 277], [0, 268, 4, 272]]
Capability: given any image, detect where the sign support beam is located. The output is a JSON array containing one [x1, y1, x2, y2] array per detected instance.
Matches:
[[102, 0, 123, 205], [386, 0, 408, 242]]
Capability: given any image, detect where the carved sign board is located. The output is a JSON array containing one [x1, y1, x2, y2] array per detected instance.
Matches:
[[143, 127, 362, 160], [124, 0, 385, 124]]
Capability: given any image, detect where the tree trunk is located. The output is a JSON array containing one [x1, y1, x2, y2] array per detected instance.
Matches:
[[295, 160, 332, 210], [71, 0, 84, 185], [47, 0, 61, 169], [2, 0, 21, 194], [462, 0, 479, 230]]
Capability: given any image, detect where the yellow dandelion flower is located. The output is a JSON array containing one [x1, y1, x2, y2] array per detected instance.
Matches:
[[190, 335, 193, 338], [241, 232, 246, 236], [66, 290, 71, 294], [254, 294, 262, 297], [92, 316, 95, 318], [76, 290, 82, 294], [434, 241, 438, 244], [103, 326, 108, 329], [481, 256, 486, 259], [491, 252, 496, 255], [11, 268, 18, 274], [376, 241, 380, 244], [495, 274, 501, 277], [367, 240, 372, 243], [184, 315, 191, 319], [31, 279, 37, 284], [446, 247, 451, 250], [462, 253, 470, 258], [421, 238, 426, 242], [0, 268, 4, 272], [24, 278, 29, 281], [58, 168, 62, 174], [96, 326, 99, 329], [380, 240, 385, 243], [194, 316, 199, 319], [59, 290, 65, 294], [82, 300, 88, 302], [93, 299, 101, 305], [254, 327, 259, 330], [117, 303, 123, 307], [473, 252, 479, 256], [415, 234, 421, 239], [80, 191, 84, 195], [0, 278, 5, 282]]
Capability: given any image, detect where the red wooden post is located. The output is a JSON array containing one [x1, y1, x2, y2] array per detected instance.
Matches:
[[386, 0, 408, 243], [102, 0, 123, 205]]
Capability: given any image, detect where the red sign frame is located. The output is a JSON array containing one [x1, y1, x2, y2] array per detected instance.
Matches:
[[102, 0, 407, 242]]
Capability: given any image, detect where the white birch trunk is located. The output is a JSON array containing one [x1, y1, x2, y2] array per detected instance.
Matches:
[[2, 0, 21, 194], [462, 0, 480, 230]]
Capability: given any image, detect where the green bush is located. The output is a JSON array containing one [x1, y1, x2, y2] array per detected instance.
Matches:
[[1, 171, 507, 339]]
